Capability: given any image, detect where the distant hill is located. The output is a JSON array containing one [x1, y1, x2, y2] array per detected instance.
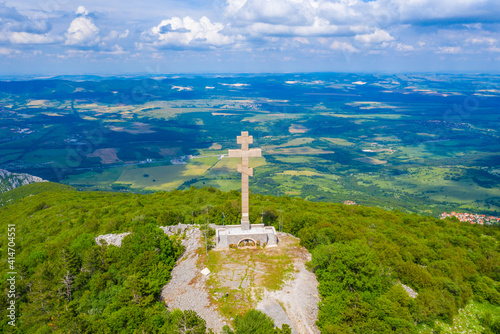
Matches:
[[0, 184, 498, 333], [0, 169, 46, 194], [0, 181, 74, 206]]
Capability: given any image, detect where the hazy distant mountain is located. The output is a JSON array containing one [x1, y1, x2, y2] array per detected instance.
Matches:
[[0, 169, 46, 193]]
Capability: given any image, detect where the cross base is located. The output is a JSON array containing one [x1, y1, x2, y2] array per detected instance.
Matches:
[[241, 213, 250, 230]]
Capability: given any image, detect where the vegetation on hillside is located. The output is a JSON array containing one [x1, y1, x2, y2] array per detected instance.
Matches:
[[0, 183, 499, 333]]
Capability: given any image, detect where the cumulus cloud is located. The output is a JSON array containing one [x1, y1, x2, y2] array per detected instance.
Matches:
[[395, 43, 414, 51], [393, 0, 500, 24], [76, 6, 89, 16], [119, 30, 129, 39], [466, 36, 496, 45], [65, 16, 100, 46], [10, 32, 58, 44], [3, 0, 500, 62], [0, 3, 57, 47], [0, 3, 52, 35], [103, 29, 129, 42], [438, 46, 463, 54], [226, 0, 316, 26], [0, 47, 18, 55], [146, 16, 234, 48], [355, 29, 394, 44], [244, 19, 350, 38], [221, 0, 500, 54], [330, 40, 359, 53]]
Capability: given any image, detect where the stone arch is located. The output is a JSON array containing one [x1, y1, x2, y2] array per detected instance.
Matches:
[[237, 238, 257, 247]]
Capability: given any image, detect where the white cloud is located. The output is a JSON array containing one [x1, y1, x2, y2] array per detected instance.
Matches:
[[318, 0, 366, 25], [466, 37, 496, 45], [355, 29, 394, 44], [119, 30, 129, 39], [293, 37, 309, 44], [147, 16, 234, 48], [103, 30, 129, 41], [0, 3, 51, 35], [10, 32, 57, 44], [65, 16, 100, 46], [438, 46, 463, 54], [396, 43, 414, 51], [393, 0, 500, 23], [101, 45, 126, 55], [0, 47, 18, 55], [226, 0, 316, 26], [330, 40, 359, 53], [245, 19, 348, 37], [76, 6, 89, 16]]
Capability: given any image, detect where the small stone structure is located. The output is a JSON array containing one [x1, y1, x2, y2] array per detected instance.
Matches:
[[216, 131, 278, 248], [216, 224, 278, 248]]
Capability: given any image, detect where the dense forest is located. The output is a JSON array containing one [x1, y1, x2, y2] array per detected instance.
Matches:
[[0, 183, 499, 333]]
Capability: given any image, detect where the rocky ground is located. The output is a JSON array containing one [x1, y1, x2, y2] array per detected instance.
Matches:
[[160, 227, 230, 333], [205, 231, 320, 333], [256, 233, 320, 334], [96, 226, 320, 333], [0, 169, 46, 193]]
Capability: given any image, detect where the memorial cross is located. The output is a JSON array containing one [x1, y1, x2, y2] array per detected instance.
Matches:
[[228, 131, 262, 230]]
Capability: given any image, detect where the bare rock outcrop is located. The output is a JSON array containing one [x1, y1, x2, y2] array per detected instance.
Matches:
[[95, 232, 131, 247], [161, 227, 229, 332], [0, 169, 46, 193]]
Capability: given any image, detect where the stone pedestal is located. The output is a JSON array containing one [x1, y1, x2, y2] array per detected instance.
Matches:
[[215, 224, 278, 248]]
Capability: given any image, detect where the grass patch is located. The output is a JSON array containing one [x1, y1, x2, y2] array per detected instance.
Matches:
[[418, 301, 500, 334], [115, 157, 217, 191], [210, 156, 266, 172], [278, 170, 324, 177], [320, 137, 356, 146], [205, 238, 297, 319]]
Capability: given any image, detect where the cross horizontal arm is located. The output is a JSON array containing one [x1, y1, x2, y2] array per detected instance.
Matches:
[[228, 148, 262, 158], [237, 135, 253, 145], [237, 164, 253, 176]]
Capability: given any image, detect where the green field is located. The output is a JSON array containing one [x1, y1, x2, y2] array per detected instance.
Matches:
[[1, 73, 499, 217], [115, 157, 218, 191]]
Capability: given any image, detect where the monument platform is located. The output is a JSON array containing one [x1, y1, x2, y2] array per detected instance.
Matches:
[[215, 224, 278, 248]]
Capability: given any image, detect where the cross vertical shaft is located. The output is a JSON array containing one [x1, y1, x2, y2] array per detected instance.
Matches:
[[228, 131, 262, 230]]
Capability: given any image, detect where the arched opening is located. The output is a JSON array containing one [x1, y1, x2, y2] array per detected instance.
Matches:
[[237, 238, 257, 248]]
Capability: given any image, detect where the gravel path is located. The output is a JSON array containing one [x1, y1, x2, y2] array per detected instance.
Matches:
[[160, 227, 229, 333]]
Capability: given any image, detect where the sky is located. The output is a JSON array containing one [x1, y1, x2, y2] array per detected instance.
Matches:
[[0, 0, 499, 75]]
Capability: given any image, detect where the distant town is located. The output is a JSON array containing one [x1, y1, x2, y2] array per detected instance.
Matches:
[[440, 212, 500, 226]]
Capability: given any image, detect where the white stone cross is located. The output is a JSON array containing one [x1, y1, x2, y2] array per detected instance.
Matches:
[[228, 131, 262, 230]]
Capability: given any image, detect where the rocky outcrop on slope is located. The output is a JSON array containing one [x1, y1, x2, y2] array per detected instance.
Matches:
[[0, 169, 46, 193], [94, 224, 192, 247]]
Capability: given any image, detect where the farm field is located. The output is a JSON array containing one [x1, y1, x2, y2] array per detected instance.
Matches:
[[1, 73, 499, 216]]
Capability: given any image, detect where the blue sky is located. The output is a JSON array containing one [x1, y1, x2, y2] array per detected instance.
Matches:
[[1, 0, 499, 75]]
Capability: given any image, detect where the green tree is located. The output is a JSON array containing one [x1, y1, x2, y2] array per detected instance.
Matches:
[[170, 309, 208, 334]]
